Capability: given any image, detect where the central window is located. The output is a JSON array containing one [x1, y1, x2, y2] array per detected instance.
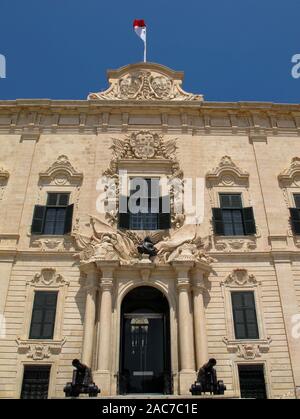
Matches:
[[118, 178, 171, 231]]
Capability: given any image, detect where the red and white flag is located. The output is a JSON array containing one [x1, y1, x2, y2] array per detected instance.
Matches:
[[133, 19, 147, 62]]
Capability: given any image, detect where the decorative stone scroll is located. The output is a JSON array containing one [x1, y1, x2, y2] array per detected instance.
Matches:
[[222, 337, 272, 360], [16, 338, 66, 360], [28, 268, 69, 288], [222, 268, 259, 287], [278, 157, 300, 188], [88, 63, 203, 102]]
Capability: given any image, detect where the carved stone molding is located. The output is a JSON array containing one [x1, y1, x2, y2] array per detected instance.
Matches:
[[0, 167, 9, 200], [278, 157, 300, 188], [206, 156, 249, 187], [102, 130, 184, 229], [28, 268, 69, 288], [0, 167, 9, 181], [223, 337, 272, 359], [39, 155, 83, 186], [30, 236, 76, 252], [222, 268, 260, 287], [88, 63, 203, 102], [16, 338, 66, 360], [213, 236, 257, 252]]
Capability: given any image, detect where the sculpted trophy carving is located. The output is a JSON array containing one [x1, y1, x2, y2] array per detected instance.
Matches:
[[190, 358, 226, 396], [63, 359, 100, 398]]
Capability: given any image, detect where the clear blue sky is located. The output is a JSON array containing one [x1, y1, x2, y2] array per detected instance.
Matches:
[[0, 0, 299, 102]]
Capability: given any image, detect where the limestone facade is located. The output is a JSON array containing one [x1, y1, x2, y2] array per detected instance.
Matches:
[[0, 63, 300, 398]]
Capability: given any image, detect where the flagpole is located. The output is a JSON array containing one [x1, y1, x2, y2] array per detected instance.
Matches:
[[144, 33, 147, 62]]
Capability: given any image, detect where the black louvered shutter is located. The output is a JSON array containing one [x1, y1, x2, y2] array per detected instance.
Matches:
[[158, 196, 171, 230], [242, 207, 256, 235], [118, 196, 130, 229], [212, 208, 224, 235], [289, 208, 300, 235], [31, 205, 46, 234], [64, 204, 74, 234]]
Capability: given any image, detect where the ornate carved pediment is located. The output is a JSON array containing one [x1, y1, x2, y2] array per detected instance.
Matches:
[[88, 63, 203, 102], [278, 157, 300, 187], [206, 156, 249, 187], [223, 268, 259, 287], [39, 155, 83, 185], [29, 268, 69, 287]]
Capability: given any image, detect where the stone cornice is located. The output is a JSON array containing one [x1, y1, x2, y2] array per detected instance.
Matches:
[[0, 100, 299, 136], [0, 99, 300, 111]]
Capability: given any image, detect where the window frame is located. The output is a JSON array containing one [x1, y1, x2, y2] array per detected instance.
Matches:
[[20, 365, 51, 399], [119, 176, 171, 231], [219, 193, 245, 236], [231, 291, 259, 340], [21, 269, 69, 342], [31, 192, 74, 236], [221, 271, 267, 344], [237, 363, 269, 399], [29, 291, 58, 340]]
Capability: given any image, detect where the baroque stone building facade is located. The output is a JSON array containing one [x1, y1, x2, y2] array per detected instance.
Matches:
[[0, 62, 300, 398]]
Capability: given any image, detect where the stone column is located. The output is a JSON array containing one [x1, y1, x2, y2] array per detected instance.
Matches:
[[173, 261, 196, 394], [93, 261, 118, 395], [192, 269, 209, 370], [81, 263, 97, 368]]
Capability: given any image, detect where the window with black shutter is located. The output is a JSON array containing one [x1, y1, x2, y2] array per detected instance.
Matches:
[[29, 291, 58, 340], [238, 365, 267, 399], [290, 194, 300, 235], [231, 291, 259, 339], [118, 178, 170, 230], [31, 193, 73, 235], [212, 194, 256, 236], [21, 365, 51, 399]]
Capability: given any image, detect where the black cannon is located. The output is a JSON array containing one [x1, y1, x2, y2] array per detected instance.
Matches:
[[190, 358, 226, 396], [63, 359, 100, 398], [137, 237, 157, 258]]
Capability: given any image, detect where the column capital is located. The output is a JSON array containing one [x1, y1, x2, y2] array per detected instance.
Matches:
[[100, 280, 114, 292], [80, 262, 97, 276], [177, 279, 191, 292], [192, 269, 206, 292], [96, 260, 119, 279], [172, 261, 194, 276]]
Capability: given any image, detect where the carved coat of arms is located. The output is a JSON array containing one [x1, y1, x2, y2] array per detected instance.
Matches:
[[130, 131, 160, 159]]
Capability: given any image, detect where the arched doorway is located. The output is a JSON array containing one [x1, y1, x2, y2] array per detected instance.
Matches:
[[119, 286, 172, 394]]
